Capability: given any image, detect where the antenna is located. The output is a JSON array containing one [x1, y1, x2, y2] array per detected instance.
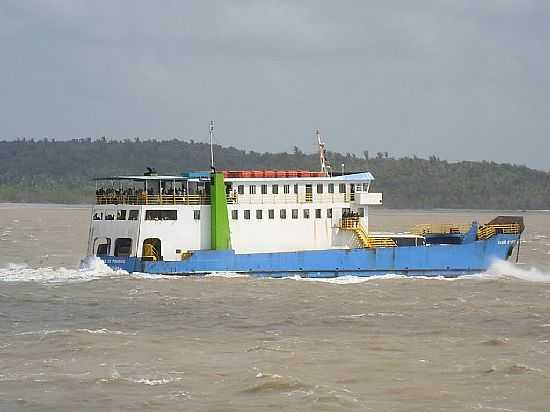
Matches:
[[209, 120, 215, 172], [316, 129, 331, 177]]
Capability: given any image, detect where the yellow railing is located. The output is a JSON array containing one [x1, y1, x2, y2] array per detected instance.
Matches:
[[96, 194, 211, 205], [413, 223, 470, 236], [340, 217, 396, 249], [477, 223, 522, 240], [305, 193, 313, 202], [341, 216, 361, 229], [366, 237, 397, 248]]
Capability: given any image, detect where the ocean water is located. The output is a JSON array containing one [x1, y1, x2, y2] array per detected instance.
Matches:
[[1, 204, 550, 411]]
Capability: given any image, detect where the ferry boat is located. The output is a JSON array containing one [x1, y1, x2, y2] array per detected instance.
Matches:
[[86, 129, 524, 278]]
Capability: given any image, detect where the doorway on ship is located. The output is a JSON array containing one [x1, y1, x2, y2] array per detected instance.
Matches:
[[94, 237, 111, 256], [142, 238, 162, 261], [305, 184, 312, 202]]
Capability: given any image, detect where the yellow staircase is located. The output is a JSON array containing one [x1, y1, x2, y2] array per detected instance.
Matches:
[[340, 217, 396, 249], [142, 243, 160, 261]]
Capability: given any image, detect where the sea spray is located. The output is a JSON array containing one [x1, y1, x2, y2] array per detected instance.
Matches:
[[484, 260, 550, 283], [0, 256, 126, 283]]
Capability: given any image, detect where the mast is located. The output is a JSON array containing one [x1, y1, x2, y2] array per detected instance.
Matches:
[[316, 129, 330, 177], [209, 120, 215, 172]]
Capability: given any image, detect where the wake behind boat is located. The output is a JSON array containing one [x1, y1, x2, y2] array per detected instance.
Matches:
[[86, 128, 524, 278]]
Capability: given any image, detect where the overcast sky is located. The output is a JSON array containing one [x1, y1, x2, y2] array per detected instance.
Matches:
[[1, 1, 549, 170]]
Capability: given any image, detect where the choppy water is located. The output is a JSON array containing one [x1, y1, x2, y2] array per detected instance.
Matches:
[[1, 204, 550, 411]]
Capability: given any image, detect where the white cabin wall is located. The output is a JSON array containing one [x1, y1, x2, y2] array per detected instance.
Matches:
[[89, 205, 211, 260], [137, 205, 210, 260], [228, 202, 351, 253], [89, 205, 141, 256]]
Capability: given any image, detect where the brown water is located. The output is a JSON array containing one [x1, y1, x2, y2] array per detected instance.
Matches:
[[1, 204, 550, 411]]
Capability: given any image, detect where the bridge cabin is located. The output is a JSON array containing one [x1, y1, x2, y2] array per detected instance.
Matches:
[[87, 170, 384, 261]]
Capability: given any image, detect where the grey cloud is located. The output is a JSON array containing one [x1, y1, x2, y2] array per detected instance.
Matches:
[[1, 0, 549, 170]]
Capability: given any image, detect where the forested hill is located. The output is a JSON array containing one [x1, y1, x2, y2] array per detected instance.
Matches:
[[1, 139, 549, 209]]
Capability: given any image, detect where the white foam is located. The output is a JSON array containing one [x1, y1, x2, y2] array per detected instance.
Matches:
[[15, 329, 67, 336], [204, 271, 249, 278], [77, 328, 136, 336], [0, 257, 127, 283], [130, 271, 249, 280], [284, 273, 408, 284], [130, 272, 180, 280], [482, 260, 550, 283], [128, 377, 182, 385]]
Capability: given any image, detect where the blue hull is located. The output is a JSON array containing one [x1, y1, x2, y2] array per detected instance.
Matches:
[[100, 234, 519, 278]]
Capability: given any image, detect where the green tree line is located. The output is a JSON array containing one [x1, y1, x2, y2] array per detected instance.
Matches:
[[1, 139, 549, 209]]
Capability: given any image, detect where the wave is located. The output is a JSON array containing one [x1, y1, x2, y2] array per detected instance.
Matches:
[[481, 260, 550, 283], [286, 274, 408, 284], [0, 257, 127, 283], [129, 270, 249, 280], [285, 261, 550, 284]]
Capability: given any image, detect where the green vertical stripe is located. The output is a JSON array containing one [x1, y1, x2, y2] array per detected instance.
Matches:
[[210, 172, 232, 250]]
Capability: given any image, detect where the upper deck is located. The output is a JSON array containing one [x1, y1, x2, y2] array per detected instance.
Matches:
[[94, 170, 380, 206]]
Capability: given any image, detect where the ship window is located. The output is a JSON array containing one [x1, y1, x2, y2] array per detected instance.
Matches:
[[193, 210, 200, 220], [339, 184, 346, 193], [244, 210, 251, 220], [93, 212, 103, 220], [95, 237, 111, 256], [315, 209, 321, 219], [293, 184, 298, 194], [249, 185, 256, 195], [238, 185, 244, 195], [256, 210, 263, 219], [328, 183, 334, 193], [268, 209, 274, 219], [128, 210, 139, 220], [327, 208, 332, 218], [355, 184, 362, 192], [363, 183, 369, 191], [283, 184, 290, 194], [358, 207, 365, 217], [280, 209, 287, 219], [292, 209, 298, 219], [272, 184, 278, 194], [117, 210, 127, 220], [303, 209, 310, 219], [232, 210, 238, 220], [145, 210, 177, 221], [105, 213, 115, 220], [114, 238, 132, 257], [261, 184, 268, 194], [316, 184, 323, 194]]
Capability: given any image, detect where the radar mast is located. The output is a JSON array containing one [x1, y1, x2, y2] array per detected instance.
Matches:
[[316, 129, 331, 177]]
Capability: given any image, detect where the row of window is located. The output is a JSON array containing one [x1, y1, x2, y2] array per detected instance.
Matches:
[[148, 209, 201, 221], [93, 210, 139, 221], [231, 208, 334, 220], [93, 209, 198, 221], [96, 237, 132, 257], [235, 183, 369, 195], [95, 207, 363, 222]]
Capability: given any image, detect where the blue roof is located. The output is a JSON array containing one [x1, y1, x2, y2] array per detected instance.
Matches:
[[181, 171, 211, 179], [338, 172, 375, 181]]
